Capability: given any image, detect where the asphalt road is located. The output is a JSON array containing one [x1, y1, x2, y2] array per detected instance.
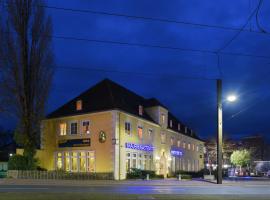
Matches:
[[1, 182, 270, 195]]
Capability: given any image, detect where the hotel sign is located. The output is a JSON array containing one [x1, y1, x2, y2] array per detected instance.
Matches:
[[170, 147, 183, 157], [125, 143, 154, 152], [58, 138, 91, 148]]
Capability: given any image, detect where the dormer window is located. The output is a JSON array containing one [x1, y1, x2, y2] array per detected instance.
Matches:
[[170, 120, 173, 128], [185, 127, 188, 134], [178, 123, 181, 131], [76, 100, 82, 111], [139, 105, 143, 116], [161, 114, 165, 124]]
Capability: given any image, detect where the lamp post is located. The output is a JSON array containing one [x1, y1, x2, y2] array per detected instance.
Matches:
[[216, 79, 237, 184], [217, 79, 223, 184]]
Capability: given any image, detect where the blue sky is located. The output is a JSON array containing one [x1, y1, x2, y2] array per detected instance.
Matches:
[[1, 0, 270, 140]]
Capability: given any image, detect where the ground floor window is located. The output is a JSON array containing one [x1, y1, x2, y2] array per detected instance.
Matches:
[[55, 150, 95, 172], [125, 151, 153, 172]]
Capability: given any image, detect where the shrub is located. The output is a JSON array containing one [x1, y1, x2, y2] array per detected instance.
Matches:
[[126, 168, 162, 179], [175, 169, 204, 178], [8, 155, 28, 170]]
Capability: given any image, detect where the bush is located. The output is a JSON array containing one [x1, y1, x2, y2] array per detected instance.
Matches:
[[180, 174, 192, 179], [8, 155, 28, 170], [175, 169, 205, 178], [126, 168, 162, 179]]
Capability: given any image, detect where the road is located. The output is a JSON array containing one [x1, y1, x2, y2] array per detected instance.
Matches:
[[0, 179, 270, 195]]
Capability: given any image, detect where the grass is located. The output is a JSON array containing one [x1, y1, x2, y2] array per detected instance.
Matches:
[[0, 193, 270, 200]]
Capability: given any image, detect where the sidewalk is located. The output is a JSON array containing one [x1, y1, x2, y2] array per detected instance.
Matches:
[[1, 178, 270, 187]]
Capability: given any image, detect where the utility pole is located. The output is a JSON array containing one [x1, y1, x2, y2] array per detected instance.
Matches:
[[217, 79, 223, 184]]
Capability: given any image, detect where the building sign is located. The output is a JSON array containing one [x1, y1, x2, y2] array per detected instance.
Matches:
[[58, 138, 91, 148], [170, 147, 183, 157], [125, 143, 154, 152]]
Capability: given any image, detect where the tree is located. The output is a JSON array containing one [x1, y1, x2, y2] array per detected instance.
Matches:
[[230, 150, 251, 171], [0, 0, 54, 169]]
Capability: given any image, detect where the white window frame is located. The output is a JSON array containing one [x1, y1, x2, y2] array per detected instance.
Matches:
[[125, 122, 131, 136], [59, 122, 67, 136], [69, 121, 78, 135], [81, 120, 90, 134]]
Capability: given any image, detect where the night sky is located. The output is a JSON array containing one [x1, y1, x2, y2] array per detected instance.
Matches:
[[1, 0, 270, 141]]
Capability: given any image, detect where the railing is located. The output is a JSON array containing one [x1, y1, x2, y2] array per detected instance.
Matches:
[[7, 170, 114, 180]]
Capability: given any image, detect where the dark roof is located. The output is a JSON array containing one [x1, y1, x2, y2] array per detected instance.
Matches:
[[47, 79, 201, 140]]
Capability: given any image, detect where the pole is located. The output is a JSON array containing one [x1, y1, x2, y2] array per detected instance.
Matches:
[[217, 79, 223, 184]]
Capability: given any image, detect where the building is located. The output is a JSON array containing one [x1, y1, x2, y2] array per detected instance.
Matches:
[[26, 79, 204, 179], [0, 132, 16, 171]]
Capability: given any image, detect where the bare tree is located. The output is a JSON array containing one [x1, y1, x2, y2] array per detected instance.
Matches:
[[0, 0, 54, 168]]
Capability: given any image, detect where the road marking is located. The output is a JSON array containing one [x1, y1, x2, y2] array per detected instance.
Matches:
[[137, 196, 155, 200]]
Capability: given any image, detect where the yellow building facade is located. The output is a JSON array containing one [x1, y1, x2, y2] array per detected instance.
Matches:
[[32, 79, 205, 180]]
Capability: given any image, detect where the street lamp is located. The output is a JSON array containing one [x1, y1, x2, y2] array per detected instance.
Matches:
[[227, 95, 237, 102], [217, 80, 237, 184]]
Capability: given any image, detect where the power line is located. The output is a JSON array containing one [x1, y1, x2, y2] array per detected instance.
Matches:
[[55, 65, 218, 81], [217, 0, 263, 53], [1, 0, 269, 35]]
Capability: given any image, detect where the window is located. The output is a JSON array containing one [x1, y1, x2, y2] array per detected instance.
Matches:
[[132, 153, 137, 168], [139, 105, 143, 116], [82, 121, 90, 134], [76, 100, 82, 110], [57, 152, 63, 169], [183, 142, 186, 149], [196, 145, 199, 152], [161, 114, 165, 124], [177, 140, 181, 147], [138, 126, 143, 140], [148, 129, 153, 140], [192, 144, 195, 151], [170, 137, 174, 146], [178, 123, 181, 131], [161, 132, 166, 144], [59, 151, 95, 172], [170, 120, 173, 128], [126, 153, 131, 172], [70, 122, 78, 135], [59, 123, 67, 136], [188, 143, 191, 150], [185, 127, 188, 133], [125, 122, 131, 135]]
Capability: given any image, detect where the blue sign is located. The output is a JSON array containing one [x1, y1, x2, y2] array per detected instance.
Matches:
[[125, 143, 154, 152], [170, 147, 183, 157], [58, 138, 91, 148]]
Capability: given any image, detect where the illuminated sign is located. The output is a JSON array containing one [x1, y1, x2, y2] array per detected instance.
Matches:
[[170, 147, 183, 157], [125, 143, 154, 152], [58, 138, 91, 148]]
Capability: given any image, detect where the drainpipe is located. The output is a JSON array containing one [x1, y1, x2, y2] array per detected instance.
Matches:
[[118, 111, 121, 180]]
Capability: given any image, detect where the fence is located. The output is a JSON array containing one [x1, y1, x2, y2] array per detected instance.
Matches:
[[7, 170, 114, 180]]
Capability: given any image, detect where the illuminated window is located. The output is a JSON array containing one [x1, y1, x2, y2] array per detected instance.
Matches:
[[183, 142, 186, 149], [65, 152, 70, 171], [178, 123, 181, 131], [126, 153, 131, 172], [71, 152, 78, 171], [70, 122, 78, 135], [139, 105, 143, 116], [59, 123, 67, 136], [192, 144, 195, 151], [138, 126, 143, 140], [82, 121, 90, 134], [177, 140, 181, 147], [170, 120, 173, 128], [161, 132, 166, 144], [79, 152, 86, 172], [161, 114, 165, 124], [196, 145, 199, 152], [57, 152, 63, 169], [125, 122, 131, 135], [76, 100, 82, 110], [87, 152, 95, 172], [132, 153, 137, 168], [188, 143, 191, 150]]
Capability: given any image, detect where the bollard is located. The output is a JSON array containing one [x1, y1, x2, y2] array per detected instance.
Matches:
[[178, 174, 181, 180], [146, 174, 149, 181]]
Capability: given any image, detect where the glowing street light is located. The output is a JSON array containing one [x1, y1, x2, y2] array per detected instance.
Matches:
[[227, 95, 237, 102]]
